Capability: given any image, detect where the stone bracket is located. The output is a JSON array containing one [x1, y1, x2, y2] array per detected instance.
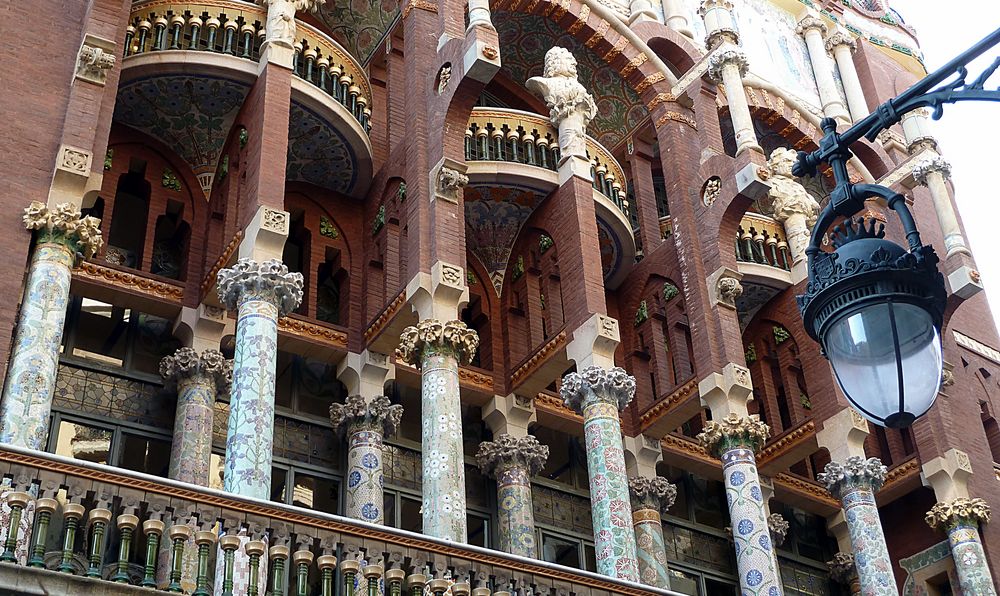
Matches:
[[921, 448, 973, 502], [431, 157, 469, 204], [483, 394, 536, 437], [623, 434, 663, 478], [48, 144, 95, 209], [946, 264, 983, 299], [671, 46, 720, 98], [238, 206, 290, 262], [337, 350, 394, 398], [173, 304, 232, 353], [463, 32, 500, 85], [706, 266, 743, 310], [815, 407, 869, 463], [698, 362, 753, 418], [735, 161, 771, 199], [565, 313, 620, 371], [405, 260, 470, 321]]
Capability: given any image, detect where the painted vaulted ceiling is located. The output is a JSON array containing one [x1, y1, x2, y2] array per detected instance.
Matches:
[[314, 0, 400, 65]]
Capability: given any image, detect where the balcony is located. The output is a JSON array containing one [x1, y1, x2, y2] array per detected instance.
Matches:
[[0, 445, 677, 596], [733, 213, 793, 325]]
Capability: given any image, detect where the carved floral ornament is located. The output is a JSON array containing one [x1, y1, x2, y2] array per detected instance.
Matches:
[[560, 366, 636, 414], [216, 258, 304, 316], [707, 48, 749, 83], [159, 348, 232, 394], [824, 31, 857, 54], [76, 43, 116, 85], [23, 201, 103, 258], [816, 455, 887, 498], [911, 155, 953, 185], [767, 513, 789, 546], [696, 413, 770, 456], [437, 166, 469, 202], [926, 497, 992, 529], [795, 15, 828, 37], [826, 552, 857, 583], [476, 434, 549, 478], [627, 476, 677, 513], [329, 395, 403, 436], [395, 319, 480, 367]]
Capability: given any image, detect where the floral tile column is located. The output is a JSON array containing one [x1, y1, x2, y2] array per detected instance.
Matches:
[[560, 366, 640, 581], [817, 456, 898, 595], [0, 202, 101, 449], [217, 258, 302, 499], [160, 348, 232, 486], [697, 413, 782, 596], [330, 395, 403, 524], [926, 497, 997, 595], [396, 319, 479, 542], [476, 434, 548, 557], [627, 476, 677, 589]]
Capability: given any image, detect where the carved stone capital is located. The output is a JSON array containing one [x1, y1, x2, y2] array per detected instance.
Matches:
[[525, 47, 597, 160], [329, 395, 403, 437], [436, 165, 469, 203], [926, 497, 991, 530], [217, 258, 304, 315], [395, 319, 480, 367], [707, 48, 748, 83], [826, 552, 857, 584], [824, 31, 856, 54], [159, 348, 232, 394], [911, 156, 952, 185], [627, 476, 677, 513], [767, 513, 789, 546], [696, 413, 770, 456], [476, 434, 548, 478], [560, 366, 636, 414], [817, 456, 887, 498], [796, 16, 828, 37], [767, 148, 820, 225], [23, 201, 103, 258], [76, 35, 117, 86]]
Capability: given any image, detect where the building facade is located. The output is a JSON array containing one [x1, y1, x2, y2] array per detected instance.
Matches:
[[0, 0, 997, 595]]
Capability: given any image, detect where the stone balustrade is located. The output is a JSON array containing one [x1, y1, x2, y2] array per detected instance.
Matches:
[[125, 1, 267, 60], [735, 213, 791, 271]]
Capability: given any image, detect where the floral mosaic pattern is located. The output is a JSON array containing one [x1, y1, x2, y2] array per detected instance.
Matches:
[[494, 10, 647, 149], [346, 429, 385, 523], [420, 353, 467, 542], [721, 447, 782, 596], [464, 185, 542, 296], [0, 244, 75, 449], [633, 512, 671, 588], [168, 376, 217, 486], [946, 523, 996, 595], [496, 466, 537, 557], [314, 0, 400, 64], [114, 75, 249, 176], [841, 487, 897, 595], [286, 102, 358, 194]]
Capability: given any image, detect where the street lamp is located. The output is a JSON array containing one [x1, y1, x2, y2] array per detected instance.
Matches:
[[794, 26, 1000, 428]]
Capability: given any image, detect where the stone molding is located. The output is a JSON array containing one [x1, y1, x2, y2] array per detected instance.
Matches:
[[796, 15, 828, 37], [525, 47, 597, 160], [217, 258, 304, 315], [707, 48, 749, 83], [767, 513, 789, 546], [911, 155, 952, 185], [627, 476, 677, 513], [329, 395, 403, 437], [23, 201, 103, 258], [395, 319, 480, 367], [926, 497, 991, 530], [824, 31, 856, 54], [560, 366, 636, 413], [826, 552, 857, 584], [696, 413, 770, 456], [476, 434, 549, 478], [159, 348, 232, 394], [817, 456, 887, 498]]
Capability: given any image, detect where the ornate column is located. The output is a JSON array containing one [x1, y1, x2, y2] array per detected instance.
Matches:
[[766, 148, 820, 273], [627, 476, 676, 589], [0, 202, 101, 448], [396, 319, 479, 542], [629, 0, 660, 24], [796, 15, 850, 124], [817, 457, 898, 595], [707, 49, 761, 156], [926, 498, 997, 594], [912, 156, 970, 258], [217, 258, 303, 499], [329, 395, 403, 524], [828, 552, 861, 595], [466, 0, 494, 30], [825, 30, 868, 121], [561, 366, 640, 581], [160, 348, 231, 486], [662, 0, 694, 38], [476, 434, 548, 557], [697, 414, 782, 595]]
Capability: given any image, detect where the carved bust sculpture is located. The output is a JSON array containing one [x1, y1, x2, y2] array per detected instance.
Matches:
[[767, 148, 820, 226], [259, 0, 325, 47], [525, 47, 597, 160]]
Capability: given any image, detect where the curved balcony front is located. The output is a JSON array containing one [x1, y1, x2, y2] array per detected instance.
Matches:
[[734, 212, 793, 324]]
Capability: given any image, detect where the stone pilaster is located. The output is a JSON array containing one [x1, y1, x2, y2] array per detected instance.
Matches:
[[824, 30, 868, 121], [160, 348, 232, 486], [476, 434, 548, 557], [627, 476, 676, 589], [827, 552, 861, 595], [330, 395, 403, 524], [912, 156, 970, 258], [561, 366, 640, 581], [697, 414, 782, 595], [707, 48, 761, 156], [0, 202, 102, 449], [396, 319, 479, 542], [818, 457, 898, 595], [217, 258, 303, 499], [926, 498, 997, 595], [796, 15, 850, 124]]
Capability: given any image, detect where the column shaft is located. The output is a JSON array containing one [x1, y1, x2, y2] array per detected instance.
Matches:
[[840, 486, 897, 594], [722, 64, 758, 156], [721, 446, 782, 595], [495, 465, 536, 557], [346, 427, 386, 523], [832, 45, 868, 120], [633, 508, 670, 588], [800, 24, 849, 122], [946, 522, 997, 594], [926, 171, 968, 257], [420, 351, 467, 541], [170, 376, 217, 484]]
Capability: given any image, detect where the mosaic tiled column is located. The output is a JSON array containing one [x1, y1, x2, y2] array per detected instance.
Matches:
[[160, 348, 232, 486], [330, 395, 403, 524], [828, 552, 861, 596], [217, 258, 303, 499], [926, 497, 997, 595], [396, 319, 479, 542], [697, 413, 782, 596], [818, 456, 898, 595], [560, 366, 640, 581], [476, 434, 548, 557], [0, 202, 101, 448], [628, 476, 677, 589]]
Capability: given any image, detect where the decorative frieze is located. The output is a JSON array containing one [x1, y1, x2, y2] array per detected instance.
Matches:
[[23, 201, 103, 258], [560, 366, 636, 413], [217, 258, 304, 316], [396, 319, 480, 367], [329, 395, 403, 436], [696, 413, 770, 457]]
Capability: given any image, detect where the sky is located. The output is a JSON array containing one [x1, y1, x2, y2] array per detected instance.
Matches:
[[890, 2, 1000, 324]]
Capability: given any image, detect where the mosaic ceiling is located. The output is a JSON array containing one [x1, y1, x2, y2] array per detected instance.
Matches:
[[494, 10, 648, 149], [315, 0, 400, 65], [286, 102, 357, 195], [465, 185, 544, 296], [114, 75, 249, 176]]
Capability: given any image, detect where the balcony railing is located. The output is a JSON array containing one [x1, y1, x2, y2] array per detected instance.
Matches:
[[0, 445, 676, 596], [735, 212, 791, 271], [465, 108, 630, 217], [292, 23, 373, 135], [125, 1, 267, 61]]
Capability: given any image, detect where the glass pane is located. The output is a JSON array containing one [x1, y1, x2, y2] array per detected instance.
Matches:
[[296, 357, 346, 417], [400, 496, 421, 533], [704, 578, 738, 596], [291, 472, 339, 513], [542, 534, 581, 569], [667, 569, 700, 596], [691, 475, 728, 527], [275, 352, 294, 409], [270, 468, 288, 503], [51, 420, 112, 464], [130, 313, 181, 374], [467, 514, 488, 548], [583, 543, 597, 572], [71, 299, 129, 366], [535, 427, 573, 485], [118, 433, 171, 477], [383, 492, 397, 528]]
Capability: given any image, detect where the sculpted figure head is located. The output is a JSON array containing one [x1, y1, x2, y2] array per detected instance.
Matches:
[[767, 148, 799, 179], [542, 47, 578, 78]]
